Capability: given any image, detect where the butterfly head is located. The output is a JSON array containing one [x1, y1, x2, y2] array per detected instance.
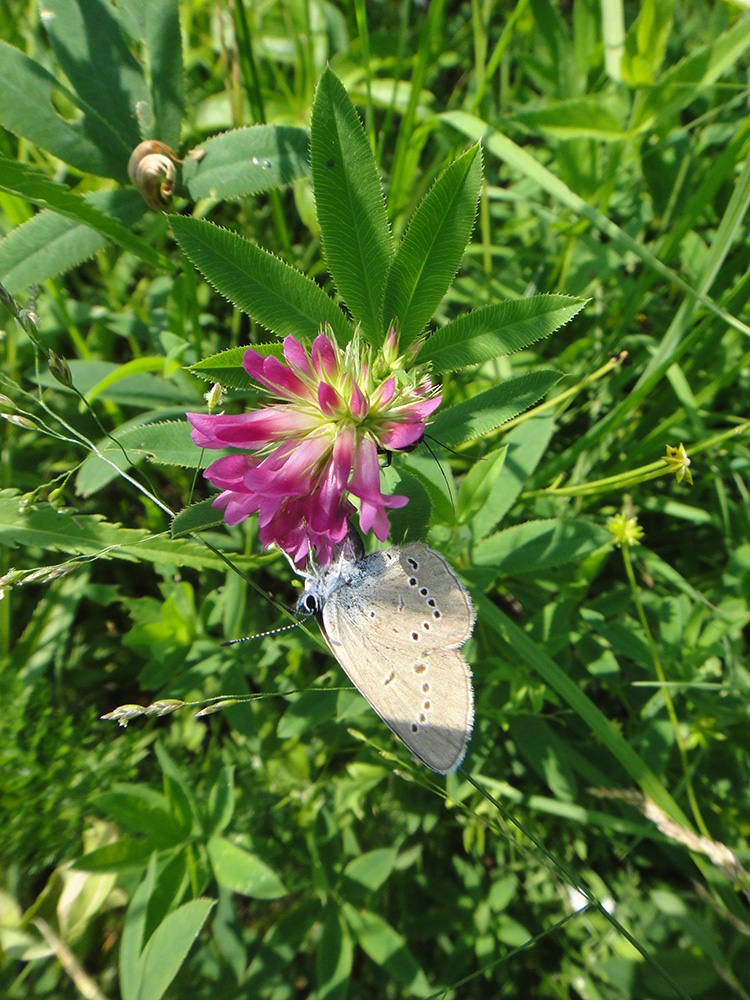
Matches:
[[297, 589, 322, 617]]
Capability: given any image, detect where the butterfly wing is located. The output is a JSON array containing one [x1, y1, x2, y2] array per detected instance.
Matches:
[[343, 543, 475, 650], [319, 544, 474, 773]]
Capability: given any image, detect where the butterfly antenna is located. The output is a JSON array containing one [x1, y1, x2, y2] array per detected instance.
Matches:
[[222, 621, 302, 646], [421, 436, 456, 514]]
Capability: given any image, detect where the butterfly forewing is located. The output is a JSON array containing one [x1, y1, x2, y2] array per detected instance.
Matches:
[[350, 543, 475, 650]]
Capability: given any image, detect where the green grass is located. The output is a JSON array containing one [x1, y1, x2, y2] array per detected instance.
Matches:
[[1, 1, 750, 998]]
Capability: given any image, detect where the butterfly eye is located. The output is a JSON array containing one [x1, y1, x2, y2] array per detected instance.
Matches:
[[302, 594, 319, 614]]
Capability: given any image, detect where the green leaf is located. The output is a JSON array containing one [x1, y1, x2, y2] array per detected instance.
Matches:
[[136, 898, 215, 1000], [43, 0, 147, 153], [120, 855, 157, 1000], [473, 519, 611, 574], [75, 839, 156, 874], [417, 295, 586, 373], [343, 849, 397, 893], [277, 690, 338, 740], [144, 0, 184, 149], [509, 94, 628, 141], [0, 491, 150, 555], [506, 716, 578, 801], [207, 837, 288, 900], [317, 903, 354, 1000], [245, 901, 319, 992], [383, 145, 482, 349], [429, 370, 564, 447], [0, 492, 254, 573], [0, 159, 167, 270], [343, 904, 430, 996], [182, 126, 311, 200], [171, 500, 226, 537], [155, 743, 201, 838], [399, 452, 455, 528], [58, 866, 118, 942], [481, 413, 555, 532], [75, 408, 199, 497], [188, 343, 281, 388], [0, 40, 131, 180], [34, 359, 188, 406], [476, 593, 694, 829], [456, 446, 507, 530], [94, 784, 185, 845], [311, 68, 393, 344], [207, 766, 236, 836], [102, 420, 211, 469], [442, 109, 750, 341], [629, 18, 750, 134], [119, 536, 260, 574], [0, 190, 145, 295], [169, 215, 354, 345], [143, 851, 191, 946]]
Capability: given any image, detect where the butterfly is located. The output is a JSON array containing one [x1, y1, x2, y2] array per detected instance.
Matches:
[[297, 538, 474, 773]]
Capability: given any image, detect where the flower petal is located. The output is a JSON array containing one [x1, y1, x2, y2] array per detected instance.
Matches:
[[311, 334, 339, 380], [378, 421, 425, 451], [283, 335, 313, 377], [242, 350, 312, 400], [349, 380, 368, 419], [347, 438, 385, 502], [318, 382, 342, 416], [188, 408, 317, 449], [203, 453, 256, 490], [245, 437, 329, 496]]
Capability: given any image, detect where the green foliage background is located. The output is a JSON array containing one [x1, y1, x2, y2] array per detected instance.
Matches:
[[1, 1, 750, 998]]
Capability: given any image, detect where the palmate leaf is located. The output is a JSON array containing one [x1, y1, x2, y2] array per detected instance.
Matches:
[[0, 159, 167, 270], [42, 0, 147, 155], [0, 40, 131, 180], [170, 216, 354, 345], [417, 294, 586, 372], [311, 68, 393, 345], [383, 144, 482, 350], [0, 190, 146, 294], [428, 370, 564, 447], [182, 126, 311, 200]]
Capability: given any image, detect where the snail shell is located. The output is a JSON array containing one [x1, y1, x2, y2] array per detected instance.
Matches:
[[128, 140, 181, 211]]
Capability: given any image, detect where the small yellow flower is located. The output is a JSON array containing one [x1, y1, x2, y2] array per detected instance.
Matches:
[[664, 443, 693, 485], [607, 513, 644, 548]]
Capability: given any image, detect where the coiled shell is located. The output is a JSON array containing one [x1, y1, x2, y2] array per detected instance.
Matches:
[[128, 140, 181, 211]]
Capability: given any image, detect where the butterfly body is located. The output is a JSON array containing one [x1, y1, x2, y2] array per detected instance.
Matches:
[[298, 543, 475, 773]]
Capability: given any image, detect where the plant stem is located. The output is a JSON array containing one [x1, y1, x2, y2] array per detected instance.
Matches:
[[621, 543, 710, 838]]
